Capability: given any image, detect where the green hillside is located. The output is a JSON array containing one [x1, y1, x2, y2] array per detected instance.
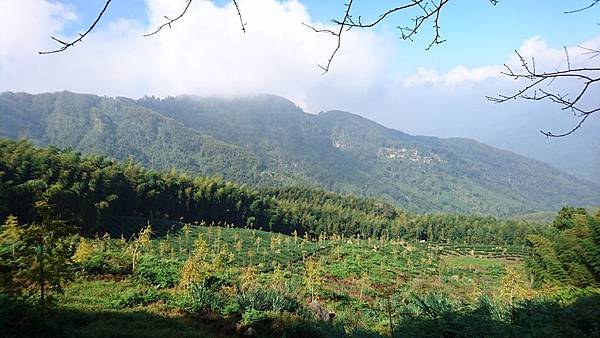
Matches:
[[0, 139, 549, 245], [1, 139, 600, 338], [1, 91, 598, 216], [3, 218, 599, 338]]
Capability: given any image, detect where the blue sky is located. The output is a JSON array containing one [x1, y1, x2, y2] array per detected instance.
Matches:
[[0, 0, 598, 178], [60, 0, 600, 76], [1, 0, 598, 146]]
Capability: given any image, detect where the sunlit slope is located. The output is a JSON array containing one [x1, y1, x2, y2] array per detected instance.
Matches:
[[2, 91, 598, 216]]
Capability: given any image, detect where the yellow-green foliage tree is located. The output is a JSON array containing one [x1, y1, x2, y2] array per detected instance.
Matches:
[[500, 266, 532, 305], [182, 223, 192, 253], [270, 262, 287, 292], [0, 202, 76, 308], [303, 258, 324, 301], [357, 272, 371, 300], [131, 224, 153, 272], [72, 237, 95, 265], [239, 266, 257, 292], [0, 215, 25, 293], [179, 234, 218, 288]]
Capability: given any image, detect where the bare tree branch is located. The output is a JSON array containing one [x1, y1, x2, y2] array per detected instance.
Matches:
[[39, 0, 246, 52], [145, 0, 194, 37], [304, 0, 355, 74], [333, 1, 425, 29], [306, 0, 498, 74], [146, 0, 246, 36], [564, 0, 599, 14], [232, 0, 247, 33], [579, 45, 600, 59], [39, 0, 112, 54], [564, 46, 571, 70], [487, 50, 600, 137]]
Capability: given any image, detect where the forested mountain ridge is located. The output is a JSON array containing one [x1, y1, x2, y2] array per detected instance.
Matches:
[[0, 139, 551, 244], [1, 91, 598, 216], [0, 91, 263, 184]]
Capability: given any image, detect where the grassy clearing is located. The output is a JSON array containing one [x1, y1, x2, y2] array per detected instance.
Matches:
[[5, 225, 596, 338], [443, 256, 509, 268]]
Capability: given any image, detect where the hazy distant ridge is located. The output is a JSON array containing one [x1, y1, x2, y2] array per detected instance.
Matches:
[[1, 91, 598, 216]]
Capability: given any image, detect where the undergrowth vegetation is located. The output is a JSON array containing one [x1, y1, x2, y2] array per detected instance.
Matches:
[[2, 211, 599, 337], [1, 141, 599, 337]]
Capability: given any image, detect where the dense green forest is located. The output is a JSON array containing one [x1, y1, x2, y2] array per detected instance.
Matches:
[[2, 91, 598, 216], [1, 139, 599, 337], [527, 206, 600, 287], [1, 204, 599, 337], [1, 139, 550, 245]]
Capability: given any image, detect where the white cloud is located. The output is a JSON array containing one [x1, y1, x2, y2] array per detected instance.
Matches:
[[0, 0, 392, 112], [402, 35, 600, 89], [0, 0, 76, 79], [403, 65, 502, 87], [0, 0, 76, 57], [357, 34, 600, 141], [0, 0, 597, 148]]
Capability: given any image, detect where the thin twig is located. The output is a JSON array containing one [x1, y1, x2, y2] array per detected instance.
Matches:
[[488, 50, 599, 137], [564, 0, 599, 14], [304, 0, 355, 74], [145, 0, 194, 37], [232, 0, 247, 33], [579, 45, 600, 59], [39, 0, 112, 54]]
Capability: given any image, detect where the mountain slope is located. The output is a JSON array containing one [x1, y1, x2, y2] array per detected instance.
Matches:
[[480, 118, 600, 185], [0, 92, 263, 184], [1, 91, 598, 216]]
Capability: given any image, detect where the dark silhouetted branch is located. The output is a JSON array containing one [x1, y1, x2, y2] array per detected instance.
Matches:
[[487, 50, 600, 137], [145, 0, 194, 37], [39, 0, 112, 54], [565, 0, 599, 14], [232, 0, 247, 33], [306, 0, 497, 74], [145, 0, 246, 36], [304, 0, 355, 74], [579, 45, 600, 59]]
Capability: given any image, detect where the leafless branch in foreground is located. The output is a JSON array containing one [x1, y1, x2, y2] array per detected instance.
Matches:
[[303, 0, 355, 74], [232, 0, 247, 33], [564, 0, 599, 14], [486, 2, 600, 137], [145, 0, 194, 37], [305, 0, 497, 74], [486, 48, 600, 137], [39, 0, 112, 54], [39, 0, 246, 53], [146, 0, 246, 36]]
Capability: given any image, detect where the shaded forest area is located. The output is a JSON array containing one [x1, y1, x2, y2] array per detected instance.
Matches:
[[0, 139, 549, 244], [1, 139, 599, 337]]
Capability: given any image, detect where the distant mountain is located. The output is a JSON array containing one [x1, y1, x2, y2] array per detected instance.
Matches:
[[1, 91, 598, 216], [479, 118, 600, 185]]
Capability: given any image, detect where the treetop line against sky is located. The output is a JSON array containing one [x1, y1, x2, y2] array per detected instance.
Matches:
[[0, 0, 598, 138]]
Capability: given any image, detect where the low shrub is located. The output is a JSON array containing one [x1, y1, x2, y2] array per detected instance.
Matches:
[[178, 284, 225, 314], [77, 251, 131, 276], [135, 256, 181, 288], [109, 288, 162, 308], [237, 289, 300, 313], [241, 308, 272, 326]]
